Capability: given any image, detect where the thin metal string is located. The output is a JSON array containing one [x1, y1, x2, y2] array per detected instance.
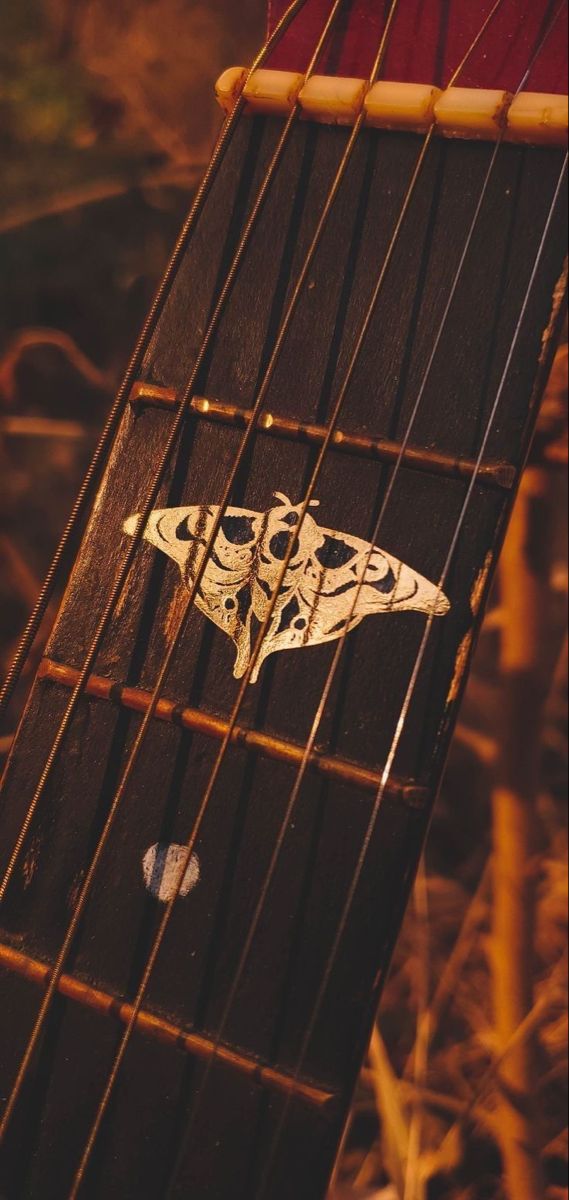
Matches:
[[67, 1, 517, 1190], [1, 0, 397, 1168], [67, 0, 523, 1188], [205, 13, 569, 1137], [0, 0, 333, 908], [256, 149, 568, 1199], [0, 0, 541, 1174], [0, 0, 310, 729], [62, 6, 405, 1193], [169, 1, 535, 1187], [0, 0, 340, 1142]]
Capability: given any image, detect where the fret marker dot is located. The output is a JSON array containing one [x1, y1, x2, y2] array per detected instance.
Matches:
[[142, 843, 201, 903]]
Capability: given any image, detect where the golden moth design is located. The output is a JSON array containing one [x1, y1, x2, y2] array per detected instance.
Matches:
[[124, 493, 450, 683]]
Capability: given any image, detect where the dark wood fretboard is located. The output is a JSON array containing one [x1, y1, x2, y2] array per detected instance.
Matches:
[[0, 102, 566, 1199]]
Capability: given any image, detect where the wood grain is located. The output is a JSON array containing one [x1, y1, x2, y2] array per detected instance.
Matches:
[[0, 96, 566, 1200]]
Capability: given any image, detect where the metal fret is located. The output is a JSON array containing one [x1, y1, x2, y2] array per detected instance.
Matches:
[[130, 382, 516, 490], [0, 941, 336, 1110], [38, 659, 429, 808]]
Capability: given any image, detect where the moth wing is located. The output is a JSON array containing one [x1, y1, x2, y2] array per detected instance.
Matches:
[[250, 524, 368, 679], [124, 504, 217, 571], [132, 503, 266, 678], [197, 507, 266, 678], [310, 526, 450, 621], [298, 526, 370, 646]]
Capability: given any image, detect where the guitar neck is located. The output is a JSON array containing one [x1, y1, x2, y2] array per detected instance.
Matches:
[[0, 2, 567, 1197]]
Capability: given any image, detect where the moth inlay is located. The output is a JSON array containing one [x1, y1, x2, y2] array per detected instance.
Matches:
[[124, 494, 450, 683]]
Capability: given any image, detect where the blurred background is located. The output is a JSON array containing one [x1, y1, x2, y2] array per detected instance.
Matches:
[[0, 3, 567, 1198]]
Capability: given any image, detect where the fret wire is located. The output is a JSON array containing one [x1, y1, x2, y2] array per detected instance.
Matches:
[[0, 0, 347, 903], [79, 0, 522, 1189], [38, 658, 429, 802], [0, 942, 337, 1111], [130, 384, 517, 489], [0, 0, 558, 1184], [65, 4, 407, 1191], [256, 151, 568, 1199], [72, 0, 537, 1184], [0, 0, 309, 728], [0, 0, 321, 909], [0, 0, 339, 1147], [253, 23, 569, 1197], [171, 0, 534, 1181]]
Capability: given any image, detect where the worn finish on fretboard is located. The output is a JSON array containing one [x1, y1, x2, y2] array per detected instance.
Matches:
[[130, 381, 517, 489], [37, 658, 429, 804], [0, 108, 566, 1199], [0, 941, 335, 1110]]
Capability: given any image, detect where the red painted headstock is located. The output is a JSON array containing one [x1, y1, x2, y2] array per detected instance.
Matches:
[[268, 0, 568, 94]]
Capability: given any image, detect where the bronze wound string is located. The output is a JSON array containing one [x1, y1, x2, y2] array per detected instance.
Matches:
[[0, 0, 337, 908], [62, 3, 409, 1191], [0, 0, 345, 1144], [0, 0, 312, 728], [68, 2, 521, 1192], [2, 0, 552, 1180], [0, 0, 400, 1166], [256, 150, 568, 1200]]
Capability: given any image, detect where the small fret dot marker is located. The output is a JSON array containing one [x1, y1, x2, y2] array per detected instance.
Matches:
[[142, 843, 200, 903]]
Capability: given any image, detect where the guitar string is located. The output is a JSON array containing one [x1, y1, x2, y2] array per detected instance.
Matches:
[[4, 0, 547, 1180], [161, 0, 532, 1186], [1, 0, 402, 1162], [0, 0, 538, 1172], [0, 0, 311, 728], [0, 0, 346, 1141], [170, 2, 569, 1189], [0, 0, 339, 908], [64, 3, 514, 1193], [64, 3, 411, 1192], [202, 0, 569, 1119], [256, 149, 568, 1199]]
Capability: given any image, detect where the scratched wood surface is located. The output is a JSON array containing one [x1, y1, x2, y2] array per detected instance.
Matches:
[[0, 97, 565, 1197]]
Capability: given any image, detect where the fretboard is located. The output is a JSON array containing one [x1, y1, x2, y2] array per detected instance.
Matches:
[[0, 73, 567, 1200]]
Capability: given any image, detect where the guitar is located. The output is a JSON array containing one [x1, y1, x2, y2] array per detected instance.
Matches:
[[0, 1, 567, 1197]]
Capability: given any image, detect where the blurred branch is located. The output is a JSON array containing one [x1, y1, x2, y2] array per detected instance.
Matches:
[[0, 538, 59, 703], [361, 1027, 409, 1198], [0, 163, 204, 236], [0, 327, 113, 404], [403, 862, 492, 1084], [419, 952, 567, 1185], [404, 861, 430, 1200], [0, 416, 87, 440], [439, 948, 568, 1155], [490, 464, 560, 1200], [0, 536, 41, 611], [454, 724, 499, 765], [111, 75, 199, 164], [357, 1077, 490, 1128]]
